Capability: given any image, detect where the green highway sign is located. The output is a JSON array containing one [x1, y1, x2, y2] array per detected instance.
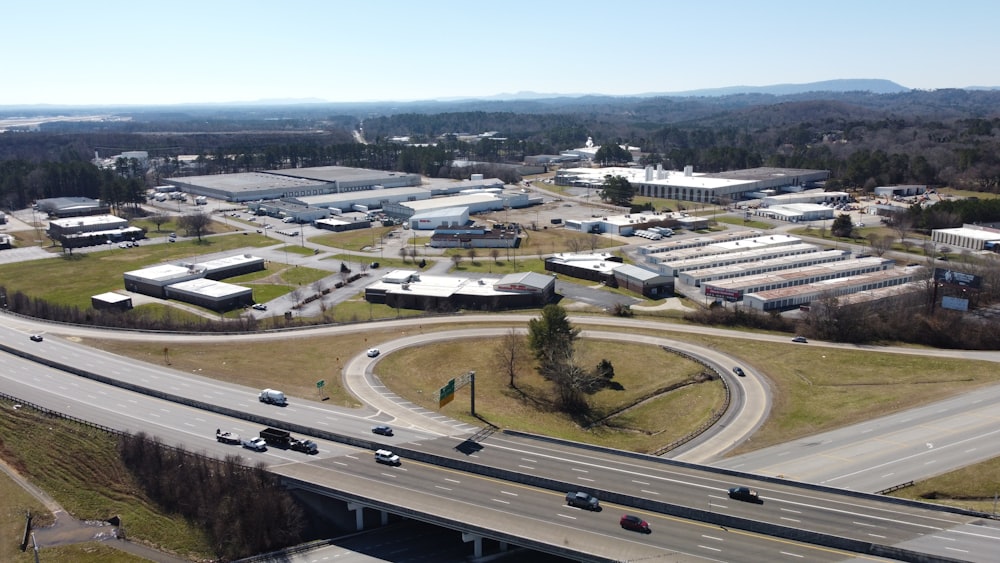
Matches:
[[438, 378, 455, 408]]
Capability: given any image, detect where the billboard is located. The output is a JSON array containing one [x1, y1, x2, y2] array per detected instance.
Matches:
[[933, 268, 981, 290], [704, 285, 743, 301]]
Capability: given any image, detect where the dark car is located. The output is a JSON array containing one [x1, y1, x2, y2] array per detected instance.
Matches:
[[728, 486, 763, 504], [792, 336, 808, 343], [565, 491, 601, 511], [29, 334, 44, 342], [733, 366, 745, 377], [619, 514, 651, 534], [371, 425, 394, 437]]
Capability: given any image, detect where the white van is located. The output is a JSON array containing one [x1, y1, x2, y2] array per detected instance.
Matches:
[[258, 388, 287, 406]]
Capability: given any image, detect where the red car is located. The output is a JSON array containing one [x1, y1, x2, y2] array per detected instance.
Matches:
[[619, 514, 651, 534]]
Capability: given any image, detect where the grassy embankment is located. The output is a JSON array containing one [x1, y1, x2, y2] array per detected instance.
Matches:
[[0, 402, 214, 562]]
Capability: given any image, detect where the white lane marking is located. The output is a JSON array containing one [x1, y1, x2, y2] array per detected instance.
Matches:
[[701, 535, 724, 541], [780, 551, 805, 558], [500, 490, 518, 496], [698, 545, 721, 552], [828, 426, 1000, 485]]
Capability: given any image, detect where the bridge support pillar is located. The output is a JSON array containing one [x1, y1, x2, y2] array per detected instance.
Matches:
[[380, 510, 388, 525], [461, 532, 483, 558], [499, 541, 508, 552], [346, 502, 365, 531]]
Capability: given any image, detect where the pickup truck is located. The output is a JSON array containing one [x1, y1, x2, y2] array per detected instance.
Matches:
[[242, 437, 267, 452], [289, 438, 318, 455], [565, 491, 601, 511], [216, 429, 240, 445]]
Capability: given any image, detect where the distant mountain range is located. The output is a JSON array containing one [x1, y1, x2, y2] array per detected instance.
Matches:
[[465, 79, 915, 101]]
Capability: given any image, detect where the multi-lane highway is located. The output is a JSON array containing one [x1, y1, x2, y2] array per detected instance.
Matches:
[[3, 318, 999, 561]]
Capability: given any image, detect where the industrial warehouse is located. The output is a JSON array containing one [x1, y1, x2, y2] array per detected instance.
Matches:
[[123, 254, 265, 311], [364, 270, 555, 311]]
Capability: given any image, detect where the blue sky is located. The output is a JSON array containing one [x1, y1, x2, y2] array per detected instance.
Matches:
[[3, 0, 996, 106]]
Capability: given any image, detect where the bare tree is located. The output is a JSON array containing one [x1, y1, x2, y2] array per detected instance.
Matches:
[[149, 214, 169, 233], [450, 254, 462, 269], [177, 212, 212, 241], [891, 214, 913, 246], [493, 328, 525, 388], [566, 237, 584, 253], [490, 248, 500, 265], [466, 248, 477, 263], [311, 279, 326, 297], [289, 286, 304, 309], [867, 233, 893, 257], [398, 247, 409, 263]]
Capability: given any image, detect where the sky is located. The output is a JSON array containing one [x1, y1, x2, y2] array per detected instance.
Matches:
[[3, 0, 997, 106]]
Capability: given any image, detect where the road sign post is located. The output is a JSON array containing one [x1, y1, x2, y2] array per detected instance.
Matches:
[[437, 371, 475, 414]]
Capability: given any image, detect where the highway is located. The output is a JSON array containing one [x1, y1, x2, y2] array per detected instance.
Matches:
[[0, 352, 902, 562], [713, 381, 1000, 492], [3, 318, 999, 561]]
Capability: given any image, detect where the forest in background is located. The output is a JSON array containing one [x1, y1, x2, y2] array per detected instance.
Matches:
[[1, 88, 1000, 211]]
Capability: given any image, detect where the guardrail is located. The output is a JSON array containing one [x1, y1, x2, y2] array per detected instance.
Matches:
[[0, 340, 989, 563], [876, 481, 915, 495], [651, 345, 732, 455]]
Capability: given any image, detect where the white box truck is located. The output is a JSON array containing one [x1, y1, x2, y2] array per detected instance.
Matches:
[[258, 388, 287, 406]]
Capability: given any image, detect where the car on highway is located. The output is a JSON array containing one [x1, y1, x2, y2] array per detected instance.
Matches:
[[29, 334, 43, 342], [733, 366, 745, 377], [371, 425, 394, 436], [792, 336, 808, 343], [367, 348, 380, 358], [242, 437, 267, 452], [374, 449, 400, 465], [728, 486, 763, 503], [565, 491, 601, 511], [252, 303, 267, 311], [619, 514, 651, 534]]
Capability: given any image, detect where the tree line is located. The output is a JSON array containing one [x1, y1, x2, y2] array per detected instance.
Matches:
[[119, 432, 306, 560]]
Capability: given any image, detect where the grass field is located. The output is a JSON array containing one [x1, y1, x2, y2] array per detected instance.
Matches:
[[889, 457, 1000, 514], [374, 338, 725, 452], [0, 233, 278, 310]]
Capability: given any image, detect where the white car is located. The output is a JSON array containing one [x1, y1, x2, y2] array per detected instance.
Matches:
[[367, 348, 380, 358]]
